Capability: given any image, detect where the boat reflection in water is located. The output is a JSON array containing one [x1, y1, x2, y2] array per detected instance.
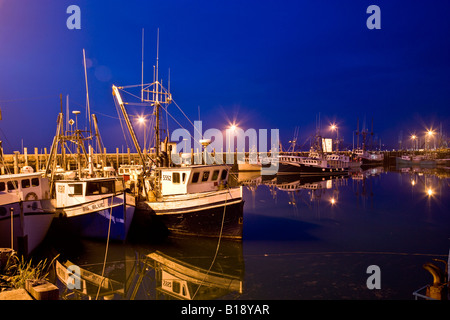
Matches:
[[48, 164, 449, 300], [143, 237, 244, 300], [237, 171, 349, 210], [53, 236, 244, 300]]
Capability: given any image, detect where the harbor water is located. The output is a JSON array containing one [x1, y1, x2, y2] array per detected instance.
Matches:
[[35, 166, 450, 300]]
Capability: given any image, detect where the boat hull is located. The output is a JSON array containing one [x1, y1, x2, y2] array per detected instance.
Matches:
[[0, 200, 54, 256], [396, 157, 436, 167], [137, 187, 244, 240], [278, 162, 348, 175], [55, 193, 135, 241], [237, 162, 262, 172]]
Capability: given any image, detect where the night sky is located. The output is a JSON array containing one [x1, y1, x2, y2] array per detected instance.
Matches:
[[0, 0, 449, 153]]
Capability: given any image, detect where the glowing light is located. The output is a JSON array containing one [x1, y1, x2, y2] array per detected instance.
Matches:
[[411, 180, 415, 186], [330, 124, 337, 131], [411, 135, 416, 140], [427, 130, 434, 136], [230, 124, 237, 131], [426, 188, 433, 196], [330, 198, 336, 205], [138, 116, 145, 124]]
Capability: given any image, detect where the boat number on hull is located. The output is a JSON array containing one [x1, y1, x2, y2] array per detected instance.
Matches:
[[162, 175, 171, 181], [83, 201, 105, 212]]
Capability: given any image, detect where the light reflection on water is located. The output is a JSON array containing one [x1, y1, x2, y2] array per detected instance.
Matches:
[[40, 166, 450, 300]]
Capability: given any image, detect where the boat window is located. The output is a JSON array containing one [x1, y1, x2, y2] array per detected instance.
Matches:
[[191, 172, 200, 183], [21, 179, 30, 189], [202, 171, 210, 182], [86, 181, 115, 195], [0, 182, 5, 192], [31, 178, 39, 187], [221, 169, 228, 180], [7, 181, 18, 191], [173, 172, 180, 184], [115, 180, 124, 193], [69, 184, 83, 196], [212, 170, 220, 181], [182, 173, 187, 183], [87, 182, 100, 195], [100, 181, 114, 194], [172, 281, 180, 294]]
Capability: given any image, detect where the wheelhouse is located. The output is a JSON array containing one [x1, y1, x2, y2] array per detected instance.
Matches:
[[55, 177, 124, 208], [159, 164, 230, 196], [0, 173, 49, 204]]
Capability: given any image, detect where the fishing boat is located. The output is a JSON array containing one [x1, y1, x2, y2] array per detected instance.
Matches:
[[396, 154, 436, 167], [44, 51, 135, 241], [0, 169, 54, 256], [111, 34, 244, 240], [45, 113, 136, 241], [326, 153, 361, 170], [53, 174, 135, 241], [353, 148, 384, 166], [277, 150, 348, 175]]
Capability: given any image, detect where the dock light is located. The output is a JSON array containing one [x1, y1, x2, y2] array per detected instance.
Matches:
[[330, 198, 336, 205], [427, 130, 434, 136], [230, 124, 237, 131], [137, 116, 147, 151], [411, 135, 416, 140], [426, 188, 433, 196], [330, 124, 337, 131]]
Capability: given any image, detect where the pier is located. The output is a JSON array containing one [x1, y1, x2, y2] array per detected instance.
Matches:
[[1, 148, 448, 174]]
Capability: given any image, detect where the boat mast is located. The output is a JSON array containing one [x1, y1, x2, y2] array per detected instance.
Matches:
[[154, 28, 160, 163], [83, 49, 92, 135], [112, 85, 147, 167]]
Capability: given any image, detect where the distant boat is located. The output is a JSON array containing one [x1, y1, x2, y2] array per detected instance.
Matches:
[[237, 158, 262, 172], [326, 153, 361, 170], [0, 170, 54, 256], [353, 149, 384, 166], [396, 154, 436, 167], [277, 151, 348, 175]]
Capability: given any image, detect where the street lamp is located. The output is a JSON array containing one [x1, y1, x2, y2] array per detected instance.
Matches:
[[411, 134, 416, 151], [330, 123, 339, 152], [227, 123, 237, 153], [426, 130, 434, 151], [138, 116, 146, 152]]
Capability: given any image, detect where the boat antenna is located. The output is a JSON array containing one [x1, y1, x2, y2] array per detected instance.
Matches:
[[83, 49, 92, 135]]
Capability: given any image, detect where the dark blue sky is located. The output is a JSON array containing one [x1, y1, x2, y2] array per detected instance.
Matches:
[[0, 0, 449, 153]]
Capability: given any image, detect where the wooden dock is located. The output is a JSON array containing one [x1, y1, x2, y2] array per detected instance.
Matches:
[[1, 148, 448, 173]]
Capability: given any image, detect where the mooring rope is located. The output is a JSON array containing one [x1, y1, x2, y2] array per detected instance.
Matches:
[[95, 196, 114, 300], [191, 187, 230, 299]]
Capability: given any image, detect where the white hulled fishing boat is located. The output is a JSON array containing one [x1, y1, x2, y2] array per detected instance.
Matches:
[[0, 169, 54, 256], [112, 34, 243, 240], [44, 50, 135, 241], [45, 112, 135, 242]]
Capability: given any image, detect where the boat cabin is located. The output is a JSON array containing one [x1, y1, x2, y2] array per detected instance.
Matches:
[[0, 172, 50, 205], [158, 164, 229, 196], [279, 155, 328, 168], [55, 177, 124, 208]]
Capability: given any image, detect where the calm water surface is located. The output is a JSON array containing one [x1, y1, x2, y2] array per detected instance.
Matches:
[[38, 166, 450, 300]]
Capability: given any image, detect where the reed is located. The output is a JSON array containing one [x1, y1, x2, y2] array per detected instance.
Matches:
[[0, 252, 59, 290]]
